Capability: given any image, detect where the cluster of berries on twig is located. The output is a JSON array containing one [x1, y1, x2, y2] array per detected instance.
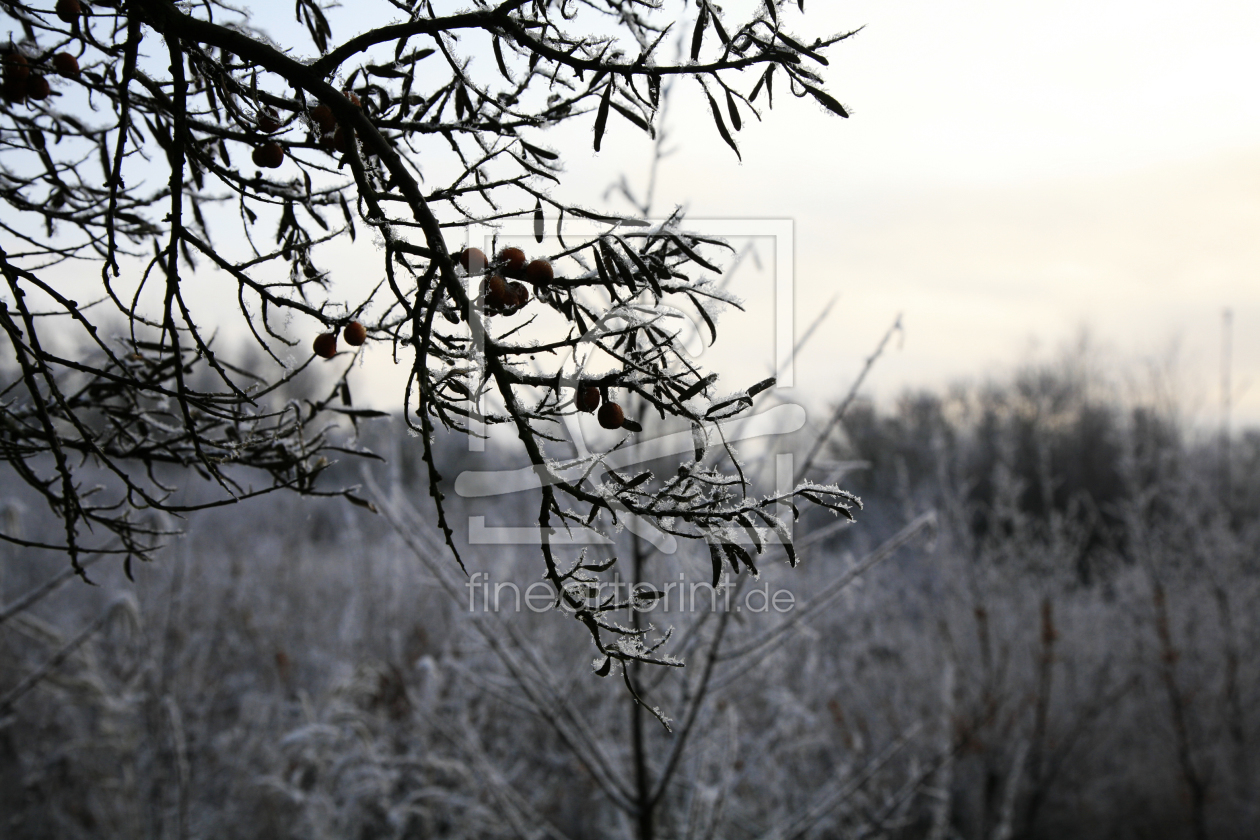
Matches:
[[3, 49, 79, 104], [250, 92, 359, 170], [461, 246, 551, 317], [574, 383, 625, 430], [312, 321, 367, 360]]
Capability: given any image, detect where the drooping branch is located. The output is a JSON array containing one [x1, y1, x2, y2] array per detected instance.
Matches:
[[0, 0, 860, 669]]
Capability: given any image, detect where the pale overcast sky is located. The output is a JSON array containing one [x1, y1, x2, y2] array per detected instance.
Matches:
[[251, 2, 1260, 426], [547, 0, 1260, 428]]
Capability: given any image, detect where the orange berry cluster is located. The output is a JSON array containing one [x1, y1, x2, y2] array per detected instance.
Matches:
[[250, 92, 360, 170], [311, 96, 357, 154], [484, 274, 530, 316], [575, 384, 624, 430], [309, 247, 627, 431], [3, 50, 79, 104], [313, 321, 368, 359], [458, 247, 555, 317]]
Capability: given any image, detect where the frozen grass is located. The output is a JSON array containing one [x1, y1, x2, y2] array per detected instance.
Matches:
[[2, 362, 1258, 839]]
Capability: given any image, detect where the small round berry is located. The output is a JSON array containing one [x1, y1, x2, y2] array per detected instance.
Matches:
[[5, 53, 30, 83], [313, 333, 338, 359], [310, 103, 335, 132], [576, 386, 601, 413], [485, 275, 510, 310], [52, 52, 79, 78], [2, 76, 25, 103], [598, 402, 625, 430], [509, 281, 529, 308], [343, 321, 367, 346], [345, 90, 361, 108], [257, 108, 281, 133], [55, 0, 81, 24], [3, 54, 28, 103], [498, 247, 527, 275], [332, 125, 352, 153], [525, 259, 553, 285], [26, 75, 50, 101], [458, 247, 487, 272], [252, 141, 284, 169]]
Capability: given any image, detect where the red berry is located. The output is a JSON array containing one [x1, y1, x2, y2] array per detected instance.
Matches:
[[52, 53, 79, 78], [252, 141, 284, 169], [3, 54, 27, 102], [485, 275, 510, 310], [3, 76, 25, 103], [498, 247, 526, 276], [332, 125, 352, 153], [509, 281, 529, 308], [525, 259, 553, 285], [598, 402, 625, 430], [5, 53, 30, 83], [343, 321, 367, 346], [576, 386, 601, 413], [458, 247, 487, 272], [310, 104, 335, 133], [26, 75, 50, 101], [345, 90, 361, 108], [312, 333, 338, 359], [257, 109, 281, 133], [55, 0, 81, 24]]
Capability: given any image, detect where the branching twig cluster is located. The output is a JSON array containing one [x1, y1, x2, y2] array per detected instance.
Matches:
[[0, 0, 859, 662]]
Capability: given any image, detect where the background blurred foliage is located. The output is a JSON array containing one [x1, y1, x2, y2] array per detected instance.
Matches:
[[3, 349, 1257, 839]]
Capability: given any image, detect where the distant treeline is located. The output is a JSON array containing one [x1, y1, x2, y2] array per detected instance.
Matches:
[[828, 361, 1260, 583]]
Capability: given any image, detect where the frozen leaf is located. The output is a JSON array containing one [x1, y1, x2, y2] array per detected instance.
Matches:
[[704, 90, 741, 160], [593, 81, 613, 151]]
